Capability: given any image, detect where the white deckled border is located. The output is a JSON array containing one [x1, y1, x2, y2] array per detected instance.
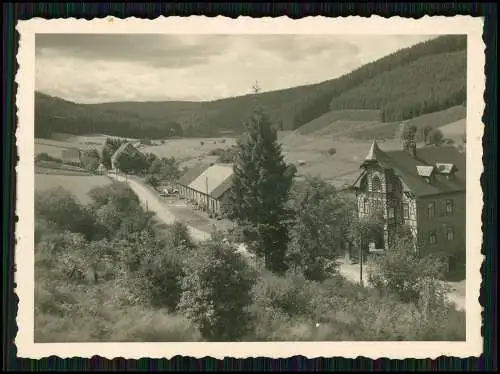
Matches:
[[15, 15, 485, 359]]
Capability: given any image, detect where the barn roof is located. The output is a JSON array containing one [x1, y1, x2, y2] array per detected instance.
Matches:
[[178, 163, 211, 186], [210, 174, 234, 199], [188, 164, 234, 198]]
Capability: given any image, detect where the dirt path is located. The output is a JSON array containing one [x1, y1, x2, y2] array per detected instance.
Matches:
[[107, 173, 210, 242], [108, 172, 465, 311]]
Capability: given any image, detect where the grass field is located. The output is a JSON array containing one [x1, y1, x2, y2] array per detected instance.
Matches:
[[35, 173, 111, 204], [294, 106, 466, 141], [36, 104, 466, 188], [142, 137, 237, 164]]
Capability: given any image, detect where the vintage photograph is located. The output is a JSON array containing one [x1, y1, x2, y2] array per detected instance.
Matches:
[[16, 16, 484, 359]]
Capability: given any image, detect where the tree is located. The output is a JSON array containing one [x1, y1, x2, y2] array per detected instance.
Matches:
[[114, 150, 149, 174], [89, 182, 140, 211], [368, 237, 449, 307], [226, 109, 296, 274], [150, 157, 181, 183], [145, 174, 160, 188], [347, 209, 385, 263], [81, 148, 100, 172], [35, 187, 97, 240], [400, 124, 417, 151], [287, 177, 345, 281], [422, 126, 433, 144], [101, 137, 126, 169], [177, 238, 257, 341], [429, 128, 444, 146]]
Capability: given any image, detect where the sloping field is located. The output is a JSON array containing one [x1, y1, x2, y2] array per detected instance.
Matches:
[[281, 134, 402, 182], [142, 137, 237, 163], [349, 105, 466, 140], [440, 118, 466, 140], [312, 120, 381, 138], [296, 109, 380, 135], [35, 174, 111, 204]]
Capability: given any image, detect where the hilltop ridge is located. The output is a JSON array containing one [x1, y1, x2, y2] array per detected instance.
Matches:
[[35, 35, 466, 140]]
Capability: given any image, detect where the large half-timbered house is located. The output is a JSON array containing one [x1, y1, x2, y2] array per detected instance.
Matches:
[[351, 140, 466, 268]]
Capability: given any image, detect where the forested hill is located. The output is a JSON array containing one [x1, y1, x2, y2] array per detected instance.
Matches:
[[35, 35, 466, 139]]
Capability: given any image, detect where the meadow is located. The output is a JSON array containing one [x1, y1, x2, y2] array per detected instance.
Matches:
[[34, 104, 466, 189], [35, 173, 111, 204]]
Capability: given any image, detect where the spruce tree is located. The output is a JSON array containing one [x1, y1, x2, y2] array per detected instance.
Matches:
[[227, 109, 296, 274]]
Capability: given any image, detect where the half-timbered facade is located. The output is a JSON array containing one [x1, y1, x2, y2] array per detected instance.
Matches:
[[351, 140, 466, 267]]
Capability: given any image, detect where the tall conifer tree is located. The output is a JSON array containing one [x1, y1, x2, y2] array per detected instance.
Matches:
[[227, 109, 296, 274]]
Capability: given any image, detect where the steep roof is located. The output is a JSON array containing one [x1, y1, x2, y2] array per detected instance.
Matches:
[[211, 174, 234, 199], [111, 142, 141, 162], [355, 143, 466, 197], [178, 163, 211, 186], [361, 139, 384, 166], [188, 164, 234, 198]]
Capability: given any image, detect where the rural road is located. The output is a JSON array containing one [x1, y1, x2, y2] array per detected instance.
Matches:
[[107, 173, 210, 242], [108, 172, 465, 311]]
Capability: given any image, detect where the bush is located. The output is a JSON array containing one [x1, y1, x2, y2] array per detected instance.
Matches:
[[200, 141, 204, 146], [328, 147, 337, 156], [287, 177, 344, 281], [429, 128, 444, 146], [35, 152, 63, 164], [145, 174, 160, 188], [178, 239, 257, 341], [35, 187, 97, 240], [89, 182, 140, 211], [368, 239, 449, 305]]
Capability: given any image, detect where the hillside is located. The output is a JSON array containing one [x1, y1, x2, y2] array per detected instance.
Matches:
[[35, 35, 466, 139]]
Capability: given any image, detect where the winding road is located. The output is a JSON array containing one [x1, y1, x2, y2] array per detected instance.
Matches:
[[108, 173, 210, 242], [107, 172, 465, 311]]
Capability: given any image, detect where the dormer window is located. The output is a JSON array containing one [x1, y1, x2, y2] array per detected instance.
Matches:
[[416, 165, 435, 184], [436, 163, 457, 180]]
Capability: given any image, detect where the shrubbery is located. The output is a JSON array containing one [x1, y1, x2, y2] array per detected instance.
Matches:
[[35, 174, 465, 343]]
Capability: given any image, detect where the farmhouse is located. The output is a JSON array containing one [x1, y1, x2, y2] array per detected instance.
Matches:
[[61, 148, 82, 165], [110, 142, 143, 171], [177, 163, 234, 216], [350, 139, 466, 270]]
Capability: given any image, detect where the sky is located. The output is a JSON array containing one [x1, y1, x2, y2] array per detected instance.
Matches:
[[35, 34, 436, 104]]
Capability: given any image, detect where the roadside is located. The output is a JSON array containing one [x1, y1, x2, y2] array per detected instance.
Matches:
[[107, 173, 210, 242], [108, 172, 465, 311]]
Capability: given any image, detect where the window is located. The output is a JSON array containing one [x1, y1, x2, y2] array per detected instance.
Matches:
[[371, 176, 382, 192], [446, 199, 454, 215], [427, 202, 435, 218], [428, 230, 437, 245], [363, 199, 369, 214], [447, 227, 455, 241], [440, 200, 447, 217], [388, 207, 395, 218], [403, 203, 409, 219]]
